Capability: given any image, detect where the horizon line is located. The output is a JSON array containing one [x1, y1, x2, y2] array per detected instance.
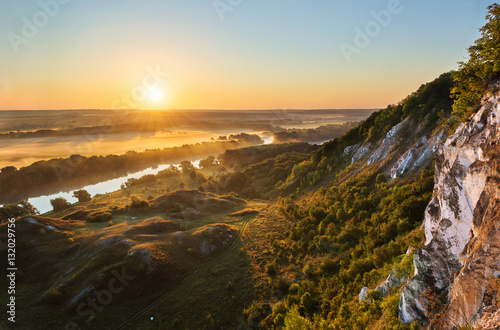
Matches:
[[0, 108, 380, 112]]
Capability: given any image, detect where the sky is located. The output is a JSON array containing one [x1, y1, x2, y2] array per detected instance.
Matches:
[[0, 0, 493, 110]]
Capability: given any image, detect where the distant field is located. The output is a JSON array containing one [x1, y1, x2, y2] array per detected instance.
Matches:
[[0, 129, 255, 169], [0, 109, 374, 133], [0, 109, 375, 169]]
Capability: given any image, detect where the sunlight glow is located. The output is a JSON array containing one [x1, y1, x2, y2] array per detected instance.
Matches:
[[148, 88, 163, 102]]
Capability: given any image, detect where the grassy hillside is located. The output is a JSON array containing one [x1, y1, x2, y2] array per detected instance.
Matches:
[[217, 73, 455, 329]]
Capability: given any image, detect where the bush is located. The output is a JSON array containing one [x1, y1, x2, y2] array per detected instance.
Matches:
[[376, 173, 386, 184], [0, 200, 38, 219], [129, 195, 148, 208], [265, 261, 277, 277], [72, 189, 92, 203], [50, 197, 71, 212], [289, 283, 300, 294]]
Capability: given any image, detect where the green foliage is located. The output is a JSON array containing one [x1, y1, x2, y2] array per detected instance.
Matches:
[[129, 195, 148, 208], [218, 143, 317, 170], [214, 149, 314, 199], [72, 189, 92, 203], [0, 140, 242, 198], [376, 173, 386, 184], [101, 212, 112, 222], [283, 305, 311, 330], [0, 200, 38, 219], [169, 202, 184, 213], [401, 73, 454, 123], [180, 160, 195, 174], [247, 163, 435, 328], [50, 197, 71, 212], [199, 155, 218, 168], [452, 4, 500, 123]]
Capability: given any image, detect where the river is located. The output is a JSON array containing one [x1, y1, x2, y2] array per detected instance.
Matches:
[[28, 160, 201, 214]]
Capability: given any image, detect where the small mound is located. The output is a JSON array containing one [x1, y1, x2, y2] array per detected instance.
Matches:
[[62, 210, 90, 220], [63, 209, 111, 222], [153, 190, 240, 215], [229, 208, 259, 217], [0, 216, 84, 234], [125, 217, 181, 235], [152, 190, 205, 209], [188, 224, 238, 256]]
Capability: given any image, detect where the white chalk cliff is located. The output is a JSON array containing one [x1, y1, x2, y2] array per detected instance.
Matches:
[[400, 91, 500, 328]]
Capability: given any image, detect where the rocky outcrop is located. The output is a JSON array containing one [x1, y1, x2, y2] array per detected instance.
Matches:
[[351, 143, 371, 163], [368, 118, 408, 165], [400, 92, 500, 327], [345, 119, 409, 165], [391, 131, 445, 179], [359, 287, 370, 302], [376, 269, 409, 297]]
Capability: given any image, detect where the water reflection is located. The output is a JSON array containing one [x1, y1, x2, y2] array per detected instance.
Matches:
[[29, 160, 201, 214]]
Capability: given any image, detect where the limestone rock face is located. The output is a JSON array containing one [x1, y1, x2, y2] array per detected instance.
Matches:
[[351, 143, 371, 164], [376, 269, 409, 297], [390, 131, 445, 179], [368, 118, 408, 165], [359, 287, 370, 303], [400, 92, 500, 327]]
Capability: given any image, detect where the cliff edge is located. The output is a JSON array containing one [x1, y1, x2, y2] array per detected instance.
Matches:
[[400, 90, 500, 328]]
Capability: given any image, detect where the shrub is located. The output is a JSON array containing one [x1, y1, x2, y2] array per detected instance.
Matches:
[[289, 283, 300, 294], [129, 195, 148, 208], [72, 189, 92, 203], [376, 173, 386, 184], [100, 212, 112, 222], [50, 197, 71, 212], [265, 261, 277, 277], [169, 202, 184, 213]]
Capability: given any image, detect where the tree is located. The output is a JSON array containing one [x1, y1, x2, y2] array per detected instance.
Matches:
[[1, 166, 17, 174], [452, 4, 500, 120], [50, 197, 71, 212], [199, 155, 217, 168], [180, 160, 194, 174], [0, 201, 38, 219], [73, 189, 92, 203]]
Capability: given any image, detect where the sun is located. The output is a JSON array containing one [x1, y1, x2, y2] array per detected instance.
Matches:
[[148, 87, 163, 102]]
